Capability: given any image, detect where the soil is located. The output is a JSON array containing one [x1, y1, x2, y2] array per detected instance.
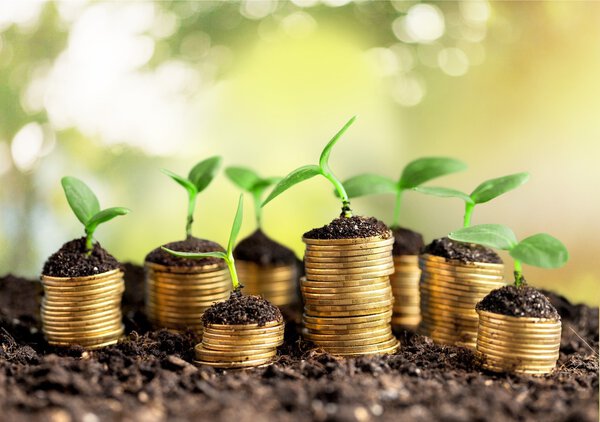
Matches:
[[391, 227, 424, 256], [0, 266, 597, 422], [477, 285, 560, 319], [42, 237, 120, 277], [422, 236, 502, 264], [234, 229, 297, 266], [303, 216, 391, 240], [203, 289, 283, 326], [145, 236, 226, 267]]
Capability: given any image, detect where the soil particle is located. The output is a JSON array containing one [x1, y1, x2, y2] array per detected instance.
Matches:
[[303, 216, 391, 240], [477, 285, 560, 319], [391, 227, 424, 256], [145, 236, 226, 267], [233, 229, 297, 266], [42, 237, 120, 278], [202, 289, 283, 326], [422, 237, 502, 264]]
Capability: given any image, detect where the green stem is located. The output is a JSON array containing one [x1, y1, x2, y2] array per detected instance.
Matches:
[[85, 229, 93, 254], [323, 172, 352, 217], [253, 192, 262, 229], [186, 191, 198, 237], [392, 189, 403, 228], [514, 259, 525, 287], [463, 202, 474, 227], [226, 255, 239, 290]]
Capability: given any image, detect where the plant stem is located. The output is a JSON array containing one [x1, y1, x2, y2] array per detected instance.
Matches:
[[323, 172, 352, 217], [253, 192, 262, 229], [226, 254, 239, 290], [392, 189, 403, 228], [186, 191, 198, 237], [513, 259, 525, 287], [463, 202, 474, 227], [85, 230, 93, 254]]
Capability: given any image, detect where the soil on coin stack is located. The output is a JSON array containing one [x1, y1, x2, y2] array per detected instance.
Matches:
[[391, 227, 424, 256], [42, 237, 120, 277], [145, 236, 226, 267], [0, 265, 597, 422], [202, 289, 283, 326], [422, 236, 502, 264], [234, 230, 297, 266], [478, 285, 560, 319], [303, 215, 391, 239]]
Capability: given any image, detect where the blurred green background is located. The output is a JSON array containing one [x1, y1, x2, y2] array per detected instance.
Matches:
[[1, 1, 598, 305]]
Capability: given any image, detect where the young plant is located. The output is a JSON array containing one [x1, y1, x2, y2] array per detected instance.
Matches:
[[448, 224, 568, 287], [262, 116, 357, 217], [61, 176, 130, 252], [161, 156, 222, 238], [415, 172, 530, 227], [341, 157, 467, 228], [225, 167, 281, 229], [163, 194, 244, 290]]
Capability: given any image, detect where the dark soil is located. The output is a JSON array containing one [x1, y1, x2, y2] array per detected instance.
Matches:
[[303, 215, 391, 240], [391, 226, 424, 256], [203, 289, 283, 326], [42, 237, 120, 277], [422, 236, 502, 264], [0, 266, 597, 422], [145, 236, 226, 267], [234, 229, 297, 266], [477, 285, 560, 319]]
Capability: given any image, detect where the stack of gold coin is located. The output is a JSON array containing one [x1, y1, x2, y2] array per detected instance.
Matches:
[[236, 261, 298, 306], [145, 262, 231, 334], [301, 234, 399, 356], [194, 320, 285, 368], [390, 255, 422, 329], [40, 269, 125, 349], [476, 310, 561, 375], [418, 254, 504, 349]]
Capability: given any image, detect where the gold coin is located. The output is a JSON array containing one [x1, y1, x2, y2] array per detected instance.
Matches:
[[300, 276, 389, 288], [304, 242, 394, 252], [302, 285, 391, 297], [420, 273, 504, 288], [420, 281, 496, 297], [476, 344, 559, 361], [301, 282, 390, 295], [201, 340, 283, 351], [41, 297, 121, 311], [305, 298, 393, 312], [302, 310, 392, 325], [305, 252, 392, 263], [303, 326, 390, 339], [477, 329, 561, 343], [204, 320, 283, 330], [146, 291, 230, 303], [304, 256, 392, 269], [44, 289, 124, 304], [145, 260, 226, 273], [303, 294, 393, 307], [202, 331, 284, 342], [476, 338, 559, 354], [419, 254, 504, 271], [420, 291, 481, 307], [48, 337, 121, 349], [303, 323, 391, 335], [302, 234, 393, 246], [43, 320, 123, 336], [304, 246, 393, 259], [305, 306, 392, 318], [197, 350, 276, 363], [305, 261, 393, 274], [45, 325, 124, 341], [41, 304, 121, 318], [204, 324, 284, 334], [394, 255, 419, 264], [478, 311, 560, 326], [319, 337, 399, 354], [392, 315, 421, 326], [305, 270, 394, 282], [42, 314, 121, 328], [308, 333, 394, 347], [193, 356, 274, 368], [43, 277, 123, 292], [41, 269, 123, 285]]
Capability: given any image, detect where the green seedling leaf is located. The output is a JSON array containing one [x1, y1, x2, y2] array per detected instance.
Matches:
[[161, 248, 228, 261], [449, 224, 518, 251], [85, 207, 130, 234], [342, 174, 397, 198], [161, 169, 197, 196], [226, 166, 261, 191], [510, 233, 569, 269], [251, 177, 282, 193], [227, 194, 244, 255], [470, 172, 530, 204], [262, 164, 321, 207], [414, 186, 474, 204], [319, 116, 356, 173], [400, 157, 467, 189], [61, 176, 100, 225], [188, 156, 222, 193]]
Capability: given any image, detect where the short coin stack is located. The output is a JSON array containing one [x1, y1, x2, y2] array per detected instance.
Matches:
[[194, 320, 285, 368], [476, 310, 561, 375], [236, 261, 298, 306], [40, 269, 125, 349], [390, 255, 422, 329], [418, 254, 504, 349], [301, 234, 399, 356], [145, 262, 231, 334]]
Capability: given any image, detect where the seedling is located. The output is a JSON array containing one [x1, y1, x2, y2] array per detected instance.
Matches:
[[262, 116, 357, 217], [449, 224, 568, 287], [341, 157, 467, 228], [225, 167, 281, 229], [163, 194, 245, 290], [61, 176, 130, 252], [161, 156, 222, 238], [415, 172, 530, 227]]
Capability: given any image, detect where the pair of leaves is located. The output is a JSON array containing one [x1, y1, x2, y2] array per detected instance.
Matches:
[[448, 224, 569, 269], [415, 172, 530, 205], [225, 167, 281, 197], [342, 157, 467, 198], [61, 177, 130, 234], [162, 156, 222, 198], [262, 116, 356, 207]]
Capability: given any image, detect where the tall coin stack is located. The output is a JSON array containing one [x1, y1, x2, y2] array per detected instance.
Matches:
[[194, 320, 285, 368], [418, 254, 504, 349], [476, 310, 561, 375], [301, 234, 399, 356], [236, 261, 298, 306], [145, 262, 231, 334], [390, 255, 422, 329], [41, 269, 125, 349]]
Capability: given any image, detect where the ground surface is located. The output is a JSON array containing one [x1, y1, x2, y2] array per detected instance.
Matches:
[[0, 264, 597, 422]]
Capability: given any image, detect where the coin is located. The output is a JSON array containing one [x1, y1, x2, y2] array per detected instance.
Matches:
[[304, 270, 394, 282], [304, 257, 392, 270], [303, 310, 392, 325], [41, 269, 123, 285], [307, 333, 394, 347], [303, 326, 390, 340], [304, 246, 393, 258], [302, 234, 393, 245], [319, 337, 399, 354], [305, 252, 392, 263], [193, 356, 274, 368]]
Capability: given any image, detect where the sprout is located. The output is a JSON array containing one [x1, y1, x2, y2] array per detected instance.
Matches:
[[61, 176, 130, 252], [262, 116, 357, 217], [341, 157, 467, 228], [415, 172, 530, 227], [163, 194, 245, 290], [449, 224, 568, 287], [225, 167, 281, 229], [161, 156, 222, 238]]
